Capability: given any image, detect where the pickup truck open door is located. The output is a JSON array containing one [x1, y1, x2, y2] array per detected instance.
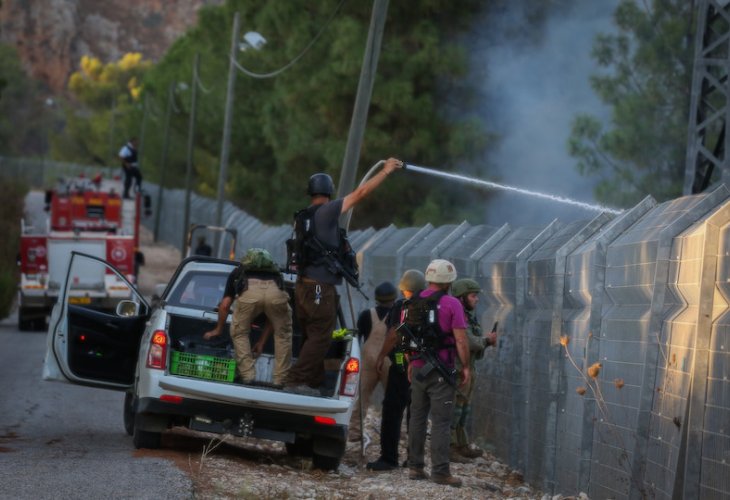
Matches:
[[42, 251, 150, 390]]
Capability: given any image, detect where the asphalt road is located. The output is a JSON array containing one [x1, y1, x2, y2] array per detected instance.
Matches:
[[0, 312, 194, 500]]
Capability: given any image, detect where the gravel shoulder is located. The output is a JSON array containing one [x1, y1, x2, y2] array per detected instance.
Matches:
[[137, 224, 183, 297]]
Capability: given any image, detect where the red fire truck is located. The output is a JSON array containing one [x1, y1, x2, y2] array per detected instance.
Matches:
[[17, 174, 148, 331]]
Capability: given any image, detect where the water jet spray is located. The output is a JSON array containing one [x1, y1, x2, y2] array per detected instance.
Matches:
[[402, 162, 623, 215]]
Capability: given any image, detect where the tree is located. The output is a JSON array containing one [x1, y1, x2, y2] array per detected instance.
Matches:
[[56, 53, 151, 166], [568, 0, 695, 207], [141, 0, 490, 227], [0, 43, 45, 156]]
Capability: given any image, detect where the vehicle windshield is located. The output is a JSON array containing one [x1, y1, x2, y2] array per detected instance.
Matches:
[[165, 269, 230, 310]]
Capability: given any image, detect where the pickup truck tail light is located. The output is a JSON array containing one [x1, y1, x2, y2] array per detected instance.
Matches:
[[146, 330, 168, 370], [339, 357, 360, 397]]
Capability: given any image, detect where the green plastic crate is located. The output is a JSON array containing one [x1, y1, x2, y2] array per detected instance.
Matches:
[[170, 351, 236, 382]]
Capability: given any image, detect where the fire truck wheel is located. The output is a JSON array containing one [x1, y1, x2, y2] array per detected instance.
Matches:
[[18, 308, 33, 331]]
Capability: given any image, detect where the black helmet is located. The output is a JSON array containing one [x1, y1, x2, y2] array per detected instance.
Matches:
[[374, 281, 397, 303], [307, 173, 335, 197]]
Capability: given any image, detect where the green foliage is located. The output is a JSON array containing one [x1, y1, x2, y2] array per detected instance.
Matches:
[[0, 43, 45, 156], [55, 53, 151, 167], [568, 0, 694, 207], [0, 176, 27, 318], [139, 0, 490, 228]]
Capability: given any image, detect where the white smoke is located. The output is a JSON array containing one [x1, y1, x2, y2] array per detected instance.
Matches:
[[468, 0, 619, 225]]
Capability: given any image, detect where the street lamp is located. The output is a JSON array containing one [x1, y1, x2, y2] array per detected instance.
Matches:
[[41, 97, 56, 184], [215, 12, 266, 230], [182, 53, 200, 254]]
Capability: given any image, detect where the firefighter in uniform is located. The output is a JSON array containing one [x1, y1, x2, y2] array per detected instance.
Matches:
[[406, 259, 470, 488], [118, 136, 142, 199], [284, 158, 402, 395], [204, 248, 292, 386], [449, 278, 497, 462]]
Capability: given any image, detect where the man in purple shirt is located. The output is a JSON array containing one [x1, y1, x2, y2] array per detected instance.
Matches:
[[284, 158, 403, 395], [406, 259, 470, 488]]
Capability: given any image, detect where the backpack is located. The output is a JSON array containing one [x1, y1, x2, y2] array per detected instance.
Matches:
[[397, 291, 449, 353], [285, 205, 359, 284], [233, 249, 283, 295]]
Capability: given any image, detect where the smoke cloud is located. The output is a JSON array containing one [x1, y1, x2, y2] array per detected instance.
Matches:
[[467, 0, 619, 226]]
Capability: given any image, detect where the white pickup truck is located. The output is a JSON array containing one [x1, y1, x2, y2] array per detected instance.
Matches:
[[42, 252, 361, 470]]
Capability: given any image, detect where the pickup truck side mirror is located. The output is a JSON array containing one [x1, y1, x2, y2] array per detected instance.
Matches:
[[116, 300, 139, 317]]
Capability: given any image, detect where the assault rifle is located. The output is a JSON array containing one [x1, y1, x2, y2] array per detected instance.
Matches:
[[307, 234, 368, 300], [395, 321, 459, 390]]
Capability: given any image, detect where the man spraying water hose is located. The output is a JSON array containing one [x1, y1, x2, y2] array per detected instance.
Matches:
[[284, 157, 403, 395]]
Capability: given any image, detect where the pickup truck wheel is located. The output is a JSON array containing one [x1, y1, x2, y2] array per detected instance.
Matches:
[[311, 436, 344, 470], [285, 436, 313, 457], [312, 453, 341, 471], [123, 392, 135, 436], [133, 426, 161, 449]]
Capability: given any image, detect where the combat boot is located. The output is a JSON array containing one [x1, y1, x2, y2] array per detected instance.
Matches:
[[457, 444, 483, 459], [432, 473, 462, 487], [449, 445, 471, 463], [409, 468, 429, 480]]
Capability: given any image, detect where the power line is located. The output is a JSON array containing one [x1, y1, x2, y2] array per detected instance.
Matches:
[[196, 72, 213, 94], [232, 0, 347, 79]]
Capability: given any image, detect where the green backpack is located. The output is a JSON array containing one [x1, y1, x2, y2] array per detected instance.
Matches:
[[241, 248, 280, 273]]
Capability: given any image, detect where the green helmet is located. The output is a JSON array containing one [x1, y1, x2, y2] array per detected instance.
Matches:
[[398, 269, 426, 292], [240, 248, 279, 273], [452, 278, 481, 298]]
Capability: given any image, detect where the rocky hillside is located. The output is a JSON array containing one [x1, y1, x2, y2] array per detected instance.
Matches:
[[0, 0, 223, 91]]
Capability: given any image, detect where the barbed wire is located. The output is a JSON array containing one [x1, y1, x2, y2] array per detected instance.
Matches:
[[232, 0, 347, 79]]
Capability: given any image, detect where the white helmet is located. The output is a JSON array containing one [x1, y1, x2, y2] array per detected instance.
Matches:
[[425, 259, 457, 284]]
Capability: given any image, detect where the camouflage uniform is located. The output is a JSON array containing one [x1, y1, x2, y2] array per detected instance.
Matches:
[[450, 307, 487, 458]]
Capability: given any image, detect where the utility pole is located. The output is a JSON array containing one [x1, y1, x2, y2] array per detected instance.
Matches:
[[182, 53, 200, 254], [215, 12, 241, 229], [683, 0, 730, 194], [337, 0, 389, 203], [108, 97, 117, 161], [153, 82, 175, 242], [138, 93, 149, 177]]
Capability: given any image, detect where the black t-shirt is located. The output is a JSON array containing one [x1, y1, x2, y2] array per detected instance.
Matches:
[[356, 304, 392, 343], [387, 299, 405, 329], [301, 198, 344, 285], [223, 264, 281, 299]]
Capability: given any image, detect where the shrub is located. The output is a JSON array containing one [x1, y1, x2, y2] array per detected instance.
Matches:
[[0, 177, 27, 318]]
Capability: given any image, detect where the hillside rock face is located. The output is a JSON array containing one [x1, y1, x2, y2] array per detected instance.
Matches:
[[0, 0, 223, 91]]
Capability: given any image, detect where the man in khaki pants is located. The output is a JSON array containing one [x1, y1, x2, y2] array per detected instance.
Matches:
[[349, 281, 397, 440], [204, 248, 292, 386]]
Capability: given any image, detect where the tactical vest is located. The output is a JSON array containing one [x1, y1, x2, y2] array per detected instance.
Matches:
[[397, 291, 453, 353], [232, 254, 283, 295], [285, 205, 358, 280], [121, 144, 137, 165]]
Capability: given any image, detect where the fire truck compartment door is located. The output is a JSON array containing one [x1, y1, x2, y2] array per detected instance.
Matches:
[[47, 238, 107, 291]]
